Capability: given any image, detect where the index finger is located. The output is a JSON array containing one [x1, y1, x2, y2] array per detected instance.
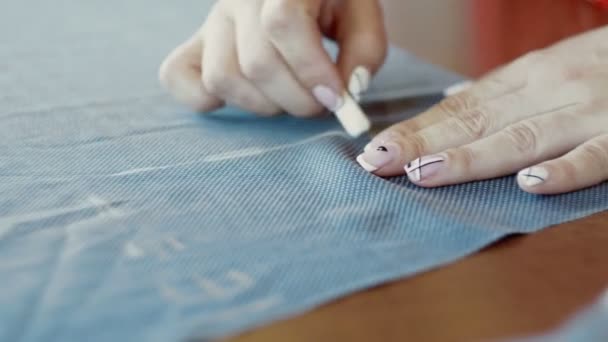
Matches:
[[260, 0, 370, 136], [261, 0, 342, 100]]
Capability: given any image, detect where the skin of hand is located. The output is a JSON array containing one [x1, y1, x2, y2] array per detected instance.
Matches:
[[158, 0, 387, 117], [356, 26, 608, 195]]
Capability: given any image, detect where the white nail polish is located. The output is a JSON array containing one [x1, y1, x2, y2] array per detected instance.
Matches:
[[356, 154, 379, 172], [348, 66, 371, 102], [443, 80, 474, 97], [333, 92, 371, 138], [518, 167, 548, 187]]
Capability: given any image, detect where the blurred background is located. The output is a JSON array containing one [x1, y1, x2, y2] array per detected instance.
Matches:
[[382, 0, 608, 78]]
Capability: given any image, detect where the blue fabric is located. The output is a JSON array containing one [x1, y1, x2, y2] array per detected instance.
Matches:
[[2, 1, 607, 341]]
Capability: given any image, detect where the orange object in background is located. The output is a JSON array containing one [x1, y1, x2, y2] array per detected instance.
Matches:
[[471, 0, 608, 77]]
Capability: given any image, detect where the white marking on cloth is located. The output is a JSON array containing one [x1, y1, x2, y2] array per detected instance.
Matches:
[[158, 283, 183, 302], [0, 195, 124, 238], [0, 195, 128, 257], [124, 241, 145, 259], [87, 195, 124, 217], [202, 147, 267, 162], [204, 296, 283, 323], [165, 236, 185, 251], [107, 131, 350, 176], [226, 270, 255, 289], [194, 275, 230, 299], [193, 270, 256, 300], [110, 166, 173, 176]]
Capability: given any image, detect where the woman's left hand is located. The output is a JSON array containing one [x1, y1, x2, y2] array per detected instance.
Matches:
[[356, 26, 608, 195]]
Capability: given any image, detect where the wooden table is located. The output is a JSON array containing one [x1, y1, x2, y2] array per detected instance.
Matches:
[[227, 210, 608, 342]]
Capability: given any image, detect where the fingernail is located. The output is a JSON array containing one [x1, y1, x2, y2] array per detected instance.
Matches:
[[348, 66, 371, 102], [313, 85, 343, 111], [518, 166, 548, 187], [443, 80, 474, 97], [405, 155, 445, 182], [356, 143, 400, 173]]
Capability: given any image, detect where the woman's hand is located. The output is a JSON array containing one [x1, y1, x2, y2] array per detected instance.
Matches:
[[159, 0, 387, 117], [357, 27, 608, 195]]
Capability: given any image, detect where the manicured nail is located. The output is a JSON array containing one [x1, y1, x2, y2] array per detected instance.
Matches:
[[443, 80, 474, 97], [357, 143, 400, 172], [348, 66, 371, 102], [405, 155, 445, 182], [313, 85, 343, 111], [518, 166, 548, 187]]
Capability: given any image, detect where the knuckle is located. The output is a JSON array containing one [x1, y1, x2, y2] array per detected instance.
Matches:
[[439, 92, 480, 115], [289, 103, 324, 118], [402, 134, 429, 158], [240, 54, 276, 83], [503, 121, 541, 154], [581, 139, 608, 166], [392, 120, 418, 136], [356, 33, 389, 66], [560, 159, 578, 181], [446, 147, 475, 174], [261, 0, 297, 36], [202, 71, 232, 96], [452, 109, 492, 139]]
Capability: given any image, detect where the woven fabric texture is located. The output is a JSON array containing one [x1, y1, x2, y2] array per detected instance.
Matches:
[[1, 1, 607, 341]]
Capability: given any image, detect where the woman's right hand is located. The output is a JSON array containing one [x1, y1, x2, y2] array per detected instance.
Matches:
[[159, 0, 387, 117]]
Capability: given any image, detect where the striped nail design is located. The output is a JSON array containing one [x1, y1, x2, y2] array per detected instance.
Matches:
[[405, 155, 445, 182], [518, 167, 548, 187]]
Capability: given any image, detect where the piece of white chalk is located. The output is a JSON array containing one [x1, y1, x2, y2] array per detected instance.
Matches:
[[333, 92, 371, 138]]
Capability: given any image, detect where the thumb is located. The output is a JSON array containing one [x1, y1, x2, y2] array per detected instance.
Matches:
[[333, 0, 388, 101]]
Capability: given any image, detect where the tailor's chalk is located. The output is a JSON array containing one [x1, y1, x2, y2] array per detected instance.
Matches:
[[333, 92, 371, 138]]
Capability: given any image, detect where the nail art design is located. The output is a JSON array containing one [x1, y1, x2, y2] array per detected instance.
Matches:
[[405, 155, 445, 182], [518, 167, 548, 187], [356, 144, 399, 172]]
